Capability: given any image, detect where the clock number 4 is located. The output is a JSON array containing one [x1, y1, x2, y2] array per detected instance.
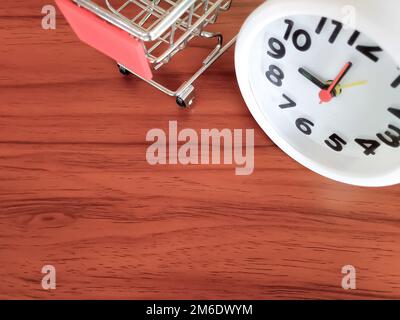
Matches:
[[355, 123, 400, 156], [355, 139, 381, 156]]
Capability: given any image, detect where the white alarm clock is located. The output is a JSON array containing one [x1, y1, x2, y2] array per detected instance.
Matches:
[[235, 0, 400, 186]]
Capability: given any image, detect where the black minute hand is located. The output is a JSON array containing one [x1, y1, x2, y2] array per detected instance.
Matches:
[[298, 67, 328, 89]]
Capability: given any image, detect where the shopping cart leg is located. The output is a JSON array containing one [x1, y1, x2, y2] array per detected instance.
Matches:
[[116, 36, 236, 108], [118, 64, 131, 76], [176, 85, 195, 108]]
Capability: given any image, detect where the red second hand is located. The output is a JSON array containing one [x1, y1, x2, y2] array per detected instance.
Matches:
[[319, 62, 353, 104]]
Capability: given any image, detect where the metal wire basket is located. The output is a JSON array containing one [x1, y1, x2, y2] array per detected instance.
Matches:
[[57, 0, 236, 107]]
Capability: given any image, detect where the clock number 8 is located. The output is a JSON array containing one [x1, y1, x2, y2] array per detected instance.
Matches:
[[266, 64, 284, 87]]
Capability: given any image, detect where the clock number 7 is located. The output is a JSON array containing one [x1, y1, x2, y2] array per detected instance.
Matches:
[[279, 94, 296, 109]]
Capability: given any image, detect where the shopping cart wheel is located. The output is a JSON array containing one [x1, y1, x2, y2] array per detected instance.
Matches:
[[118, 64, 130, 76], [176, 85, 195, 108]]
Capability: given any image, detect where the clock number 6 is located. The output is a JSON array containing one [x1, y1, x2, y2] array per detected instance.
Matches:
[[296, 118, 314, 136]]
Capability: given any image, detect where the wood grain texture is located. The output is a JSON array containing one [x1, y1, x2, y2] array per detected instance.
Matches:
[[1, 0, 400, 300]]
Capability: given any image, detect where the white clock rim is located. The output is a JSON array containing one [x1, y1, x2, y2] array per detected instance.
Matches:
[[235, 0, 400, 187]]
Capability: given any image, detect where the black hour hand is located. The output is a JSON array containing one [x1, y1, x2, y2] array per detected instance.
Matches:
[[298, 67, 328, 90]]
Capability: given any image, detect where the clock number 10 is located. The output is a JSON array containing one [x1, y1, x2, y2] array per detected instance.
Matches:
[[265, 20, 313, 87], [266, 20, 313, 60], [283, 19, 312, 52]]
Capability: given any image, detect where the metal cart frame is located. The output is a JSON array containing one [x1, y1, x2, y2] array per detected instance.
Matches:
[[66, 0, 237, 107]]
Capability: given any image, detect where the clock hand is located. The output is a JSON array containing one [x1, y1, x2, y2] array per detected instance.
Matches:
[[298, 67, 328, 89], [319, 62, 353, 104], [340, 80, 368, 89], [325, 80, 368, 96]]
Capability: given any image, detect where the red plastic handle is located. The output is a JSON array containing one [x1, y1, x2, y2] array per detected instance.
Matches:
[[56, 0, 153, 80]]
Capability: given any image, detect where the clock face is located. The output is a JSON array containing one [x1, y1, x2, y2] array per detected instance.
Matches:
[[248, 14, 400, 185]]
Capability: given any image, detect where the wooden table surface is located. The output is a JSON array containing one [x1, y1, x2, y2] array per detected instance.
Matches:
[[1, 0, 400, 300]]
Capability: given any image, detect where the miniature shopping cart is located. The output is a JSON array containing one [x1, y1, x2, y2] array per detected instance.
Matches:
[[56, 0, 236, 107]]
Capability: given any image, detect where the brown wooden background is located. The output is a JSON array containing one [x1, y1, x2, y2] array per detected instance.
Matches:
[[1, 0, 400, 299]]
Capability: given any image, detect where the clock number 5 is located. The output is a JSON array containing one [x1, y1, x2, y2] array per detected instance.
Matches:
[[325, 134, 347, 152]]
